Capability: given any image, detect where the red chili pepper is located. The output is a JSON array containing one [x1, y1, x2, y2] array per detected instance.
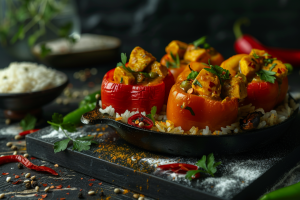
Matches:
[[157, 163, 200, 179], [19, 129, 40, 136], [0, 155, 58, 175], [128, 114, 153, 130], [234, 18, 300, 66]]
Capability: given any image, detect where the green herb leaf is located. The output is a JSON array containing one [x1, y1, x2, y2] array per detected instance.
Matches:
[[76, 136, 95, 140], [187, 71, 199, 80], [11, 25, 24, 44], [193, 36, 206, 47], [204, 64, 230, 85], [262, 53, 271, 57], [61, 123, 77, 133], [193, 80, 203, 88], [181, 106, 195, 116], [196, 155, 208, 171], [40, 43, 52, 58], [146, 106, 157, 123], [166, 53, 180, 69], [203, 43, 211, 49], [256, 69, 276, 83], [54, 138, 71, 153], [120, 77, 123, 83], [264, 58, 276, 66], [284, 63, 293, 75], [20, 114, 37, 131], [185, 170, 202, 180], [73, 140, 91, 152], [196, 153, 221, 177], [28, 29, 45, 46], [269, 63, 277, 71], [252, 51, 260, 59], [121, 53, 127, 65], [140, 72, 150, 78], [52, 113, 64, 124], [58, 22, 73, 38], [117, 53, 134, 73]]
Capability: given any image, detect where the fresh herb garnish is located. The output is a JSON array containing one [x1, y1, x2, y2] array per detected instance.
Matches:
[[117, 53, 134, 73], [263, 53, 271, 57], [284, 63, 293, 75], [269, 63, 277, 71], [48, 113, 98, 153], [166, 52, 180, 69], [20, 114, 37, 131], [140, 72, 150, 78], [263, 58, 276, 66], [185, 153, 221, 180], [256, 69, 276, 83], [146, 106, 157, 124], [186, 65, 199, 80], [203, 61, 230, 85], [192, 36, 211, 49], [120, 77, 123, 83], [181, 106, 195, 116], [252, 51, 260, 59], [40, 43, 52, 58], [193, 79, 203, 88]]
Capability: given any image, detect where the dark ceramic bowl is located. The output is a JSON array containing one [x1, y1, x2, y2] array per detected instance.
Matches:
[[81, 95, 299, 156], [0, 71, 68, 115], [32, 34, 121, 68]]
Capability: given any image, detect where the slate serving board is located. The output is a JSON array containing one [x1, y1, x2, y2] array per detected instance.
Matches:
[[26, 113, 300, 200]]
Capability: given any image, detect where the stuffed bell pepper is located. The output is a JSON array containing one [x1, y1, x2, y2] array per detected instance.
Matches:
[[221, 49, 289, 112], [160, 36, 224, 80], [101, 46, 175, 115]]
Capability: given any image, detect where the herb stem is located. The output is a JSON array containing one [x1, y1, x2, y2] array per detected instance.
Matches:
[[47, 121, 73, 140]]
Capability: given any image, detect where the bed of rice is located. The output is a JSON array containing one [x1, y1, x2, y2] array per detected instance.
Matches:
[[0, 62, 66, 93], [99, 94, 299, 136]]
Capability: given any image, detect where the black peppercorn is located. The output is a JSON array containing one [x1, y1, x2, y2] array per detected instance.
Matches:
[[78, 192, 83, 198], [17, 163, 23, 169]]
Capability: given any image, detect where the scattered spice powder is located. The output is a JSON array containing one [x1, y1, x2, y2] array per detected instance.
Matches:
[[98, 182, 102, 185], [89, 183, 93, 186], [41, 194, 47, 198], [66, 193, 69, 195], [15, 175, 20, 179], [42, 184, 48, 187], [123, 189, 129, 194], [88, 179, 95, 181], [67, 185, 71, 188]]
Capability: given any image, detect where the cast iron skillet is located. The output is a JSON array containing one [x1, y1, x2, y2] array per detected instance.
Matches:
[[81, 95, 298, 156]]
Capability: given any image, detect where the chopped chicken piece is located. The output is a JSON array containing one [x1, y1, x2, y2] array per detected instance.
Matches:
[[239, 55, 260, 80], [192, 69, 221, 99], [165, 40, 188, 59], [146, 61, 168, 79], [128, 46, 156, 72], [222, 76, 247, 99], [184, 48, 210, 63], [262, 60, 288, 81], [113, 66, 135, 85]]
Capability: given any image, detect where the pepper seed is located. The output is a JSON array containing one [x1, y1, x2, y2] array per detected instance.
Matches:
[[6, 142, 12, 147], [78, 192, 83, 198], [11, 145, 17, 150], [44, 186, 50, 192], [14, 135, 23, 140], [25, 182, 31, 189], [18, 163, 23, 169], [138, 122, 144, 127], [95, 94, 100, 99], [30, 176, 36, 180], [88, 191, 95, 195], [133, 194, 139, 199], [6, 177, 11, 182], [114, 188, 120, 194], [0, 194, 5, 199], [138, 197, 144, 200], [25, 173, 30, 178], [23, 153, 29, 158], [35, 186, 39, 192], [13, 151, 17, 155]]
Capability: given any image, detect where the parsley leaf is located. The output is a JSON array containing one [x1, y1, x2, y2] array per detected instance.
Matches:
[[256, 69, 276, 83], [117, 53, 134, 73], [269, 63, 277, 71], [140, 72, 150, 78], [181, 106, 195, 116], [40, 43, 52, 58], [186, 65, 199, 80], [284, 63, 293, 75], [48, 113, 97, 153], [185, 153, 221, 180], [252, 51, 260, 59], [263, 58, 276, 66], [146, 106, 157, 123], [193, 36, 206, 47], [263, 53, 271, 57], [203, 62, 230, 85], [193, 80, 203, 88], [20, 114, 37, 131], [166, 52, 180, 68], [54, 138, 71, 153], [120, 77, 123, 83]]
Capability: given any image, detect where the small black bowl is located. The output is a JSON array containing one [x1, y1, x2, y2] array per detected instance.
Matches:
[[0, 71, 68, 119]]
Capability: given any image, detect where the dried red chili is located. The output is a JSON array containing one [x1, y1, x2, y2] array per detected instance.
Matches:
[[128, 114, 153, 130], [56, 185, 63, 189], [157, 163, 200, 179], [240, 111, 264, 131], [19, 129, 40, 136], [0, 155, 58, 175]]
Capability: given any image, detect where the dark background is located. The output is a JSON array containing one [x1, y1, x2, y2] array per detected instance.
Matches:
[[1, 0, 300, 66]]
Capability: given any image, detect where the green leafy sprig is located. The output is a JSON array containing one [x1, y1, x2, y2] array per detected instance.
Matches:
[[185, 153, 221, 180], [146, 106, 157, 124], [256, 70, 276, 84], [48, 113, 98, 153], [269, 63, 277, 71], [203, 61, 230, 85], [166, 52, 180, 69], [192, 36, 210, 49], [193, 80, 203, 88], [186, 65, 199, 80], [20, 114, 37, 131]]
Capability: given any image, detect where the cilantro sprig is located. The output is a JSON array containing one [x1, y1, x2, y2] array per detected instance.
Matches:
[[192, 36, 210, 49], [203, 61, 230, 85], [117, 53, 134, 73], [48, 113, 98, 153], [256, 69, 276, 83], [166, 52, 180, 69], [146, 106, 157, 123], [269, 63, 277, 71], [20, 114, 37, 131], [186, 65, 199, 80], [185, 153, 221, 180], [193, 80, 202, 88]]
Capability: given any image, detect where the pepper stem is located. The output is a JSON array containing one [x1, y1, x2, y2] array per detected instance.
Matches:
[[233, 18, 250, 39]]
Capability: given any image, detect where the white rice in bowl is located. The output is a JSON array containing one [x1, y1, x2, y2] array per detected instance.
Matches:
[[0, 62, 66, 93], [99, 94, 299, 136]]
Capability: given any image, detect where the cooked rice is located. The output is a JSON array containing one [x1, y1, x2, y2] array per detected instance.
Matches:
[[0, 62, 65, 93], [99, 94, 299, 136]]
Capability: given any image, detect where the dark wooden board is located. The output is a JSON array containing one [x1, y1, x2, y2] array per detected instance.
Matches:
[[26, 114, 300, 200]]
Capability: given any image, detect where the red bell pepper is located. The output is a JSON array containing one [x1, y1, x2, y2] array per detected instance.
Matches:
[[101, 68, 166, 114], [128, 113, 153, 129], [234, 18, 300, 66]]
